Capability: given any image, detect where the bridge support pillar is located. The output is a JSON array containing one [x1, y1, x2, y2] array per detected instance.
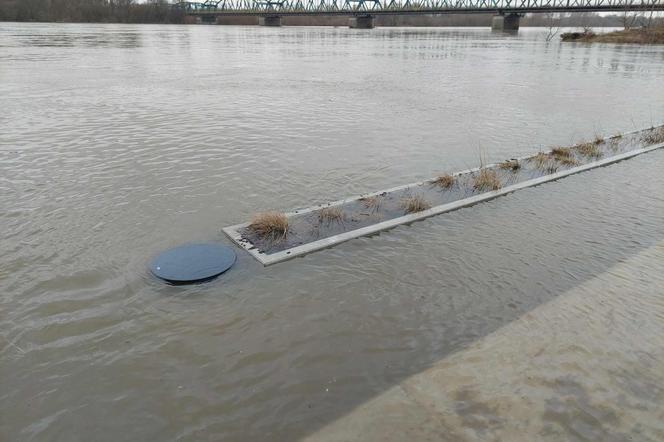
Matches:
[[259, 16, 282, 26], [492, 14, 520, 31], [349, 15, 374, 29]]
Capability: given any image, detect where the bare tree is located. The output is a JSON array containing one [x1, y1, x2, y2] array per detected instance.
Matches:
[[544, 12, 561, 42], [621, 6, 642, 30], [646, 0, 657, 27]]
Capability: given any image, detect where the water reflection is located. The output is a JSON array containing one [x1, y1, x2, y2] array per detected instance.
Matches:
[[12, 30, 142, 48]]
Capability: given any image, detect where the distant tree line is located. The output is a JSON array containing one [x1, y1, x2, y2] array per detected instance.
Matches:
[[0, 0, 185, 23], [522, 11, 663, 28]]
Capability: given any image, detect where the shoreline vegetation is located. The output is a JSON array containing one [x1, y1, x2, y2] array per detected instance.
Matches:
[[0, 0, 185, 24], [562, 27, 664, 44]]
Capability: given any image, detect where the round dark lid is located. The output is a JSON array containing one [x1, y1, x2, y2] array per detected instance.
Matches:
[[149, 243, 236, 284]]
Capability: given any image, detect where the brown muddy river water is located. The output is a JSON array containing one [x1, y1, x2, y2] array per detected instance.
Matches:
[[1, 23, 664, 441]]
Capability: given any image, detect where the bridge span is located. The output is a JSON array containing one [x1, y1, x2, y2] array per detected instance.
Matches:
[[176, 0, 664, 29]]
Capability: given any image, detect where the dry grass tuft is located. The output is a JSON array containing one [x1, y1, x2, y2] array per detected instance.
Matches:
[[551, 147, 578, 166], [560, 30, 596, 41], [432, 174, 455, 188], [247, 212, 288, 239], [473, 168, 501, 191], [498, 159, 521, 172], [551, 147, 572, 158], [556, 155, 579, 166], [642, 126, 664, 145], [401, 195, 431, 214], [575, 142, 602, 158], [359, 196, 381, 211], [318, 206, 344, 224], [593, 134, 604, 145], [530, 152, 552, 170]]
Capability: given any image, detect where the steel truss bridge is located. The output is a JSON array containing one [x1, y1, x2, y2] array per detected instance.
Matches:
[[175, 0, 664, 16]]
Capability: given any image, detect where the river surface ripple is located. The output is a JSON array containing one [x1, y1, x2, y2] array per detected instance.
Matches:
[[1, 23, 664, 441]]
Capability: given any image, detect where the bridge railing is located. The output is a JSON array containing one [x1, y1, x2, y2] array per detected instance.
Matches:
[[174, 0, 664, 13]]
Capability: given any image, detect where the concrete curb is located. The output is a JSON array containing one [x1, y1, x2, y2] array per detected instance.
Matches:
[[223, 139, 664, 266]]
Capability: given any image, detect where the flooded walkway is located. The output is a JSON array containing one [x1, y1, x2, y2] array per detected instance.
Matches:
[[307, 241, 664, 441]]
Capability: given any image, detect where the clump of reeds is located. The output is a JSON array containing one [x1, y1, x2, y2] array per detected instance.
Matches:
[[560, 30, 596, 41], [641, 126, 664, 145], [575, 142, 602, 158], [359, 195, 381, 211], [432, 174, 455, 188], [498, 159, 521, 172], [401, 195, 431, 214], [551, 147, 572, 158], [556, 155, 579, 166], [247, 211, 288, 240], [551, 147, 579, 166], [317, 206, 344, 224], [473, 168, 501, 191], [530, 152, 552, 170], [593, 134, 604, 145]]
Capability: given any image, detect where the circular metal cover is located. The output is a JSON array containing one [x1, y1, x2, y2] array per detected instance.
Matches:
[[149, 243, 236, 284]]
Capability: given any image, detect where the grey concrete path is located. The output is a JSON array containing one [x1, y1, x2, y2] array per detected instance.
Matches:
[[304, 241, 664, 441]]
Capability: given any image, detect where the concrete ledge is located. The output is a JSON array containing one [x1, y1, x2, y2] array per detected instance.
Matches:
[[223, 137, 664, 266]]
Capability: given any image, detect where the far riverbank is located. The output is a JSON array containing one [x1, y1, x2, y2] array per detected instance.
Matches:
[[562, 27, 664, 44]]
